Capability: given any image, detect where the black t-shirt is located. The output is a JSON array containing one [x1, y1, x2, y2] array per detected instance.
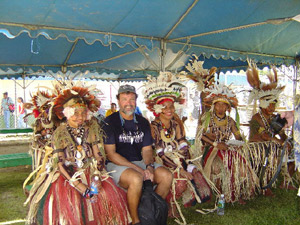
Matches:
[[103, 112, 153, 161]]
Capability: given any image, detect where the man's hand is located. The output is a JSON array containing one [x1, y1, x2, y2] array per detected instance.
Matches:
[[280, 111, 294, 128], [144, 167, 154, 182]]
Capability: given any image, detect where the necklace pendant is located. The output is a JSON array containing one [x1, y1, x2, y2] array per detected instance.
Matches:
[[77, 145, 83, 151], [76, 137, 82, 145]]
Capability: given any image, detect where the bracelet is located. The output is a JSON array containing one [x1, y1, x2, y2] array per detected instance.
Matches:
[[213, 142, 218, 147]]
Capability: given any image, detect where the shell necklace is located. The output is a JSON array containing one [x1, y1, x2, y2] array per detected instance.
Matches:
[[160, 122, 175, 143], [66, 124, 86, 167]]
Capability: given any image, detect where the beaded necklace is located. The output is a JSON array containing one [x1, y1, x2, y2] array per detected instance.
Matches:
[[258, 109, 272, 133], [66, 124, 85, 147], [210, 114, 231, 142]]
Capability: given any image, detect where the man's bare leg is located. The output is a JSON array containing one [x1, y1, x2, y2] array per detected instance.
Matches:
[[154, 167, 173, 199], [119, 168, 143, 224]]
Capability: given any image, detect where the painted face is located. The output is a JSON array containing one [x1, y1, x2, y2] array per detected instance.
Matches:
[[67, 107, 87, 128], [118, 93, 136, 116], [160, 100, 175, 121], [214, 101, 229, 118]]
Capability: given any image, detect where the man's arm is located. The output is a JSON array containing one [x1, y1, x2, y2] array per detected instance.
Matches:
[[141, 145, 154, 165], [105, 144, 144, 174], [141, 145, 154, 181]]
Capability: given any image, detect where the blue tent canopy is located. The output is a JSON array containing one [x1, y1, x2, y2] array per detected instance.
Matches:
[[0, 0, 299, 80]]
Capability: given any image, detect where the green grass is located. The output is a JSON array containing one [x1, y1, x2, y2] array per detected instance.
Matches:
[[167, 187, 300, 225], [0, 166, 299, 225], [0, 166, 31, 223]]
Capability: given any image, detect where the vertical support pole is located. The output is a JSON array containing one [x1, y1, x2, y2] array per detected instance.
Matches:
[[23, 75, 26, 102], [14, 78, 17, 128], [293, 60, 299, 110], [159, 39, 166, 72]]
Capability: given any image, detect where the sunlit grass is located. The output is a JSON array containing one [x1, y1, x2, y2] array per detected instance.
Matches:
[[0, 166, 299, 225]]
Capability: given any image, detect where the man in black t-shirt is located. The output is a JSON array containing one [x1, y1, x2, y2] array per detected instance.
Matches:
[[103, 85, 172, 225]]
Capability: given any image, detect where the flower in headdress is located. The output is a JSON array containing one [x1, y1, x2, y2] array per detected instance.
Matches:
[[62, 107, 75, 119]]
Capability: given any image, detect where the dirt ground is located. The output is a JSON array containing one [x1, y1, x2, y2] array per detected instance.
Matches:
[[0, 143, 30, 155], [0, 133, 31, 155]]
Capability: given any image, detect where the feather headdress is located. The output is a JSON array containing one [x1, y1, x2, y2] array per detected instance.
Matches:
[[246, 60, 285, 109], [203, 83, 238, 109], [181, 54, 216, 92], [53, 86, 100, 120], [143, 71, 185, 115]]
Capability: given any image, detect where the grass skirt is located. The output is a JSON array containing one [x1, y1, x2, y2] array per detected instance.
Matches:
[[30, 168, 129, 225]]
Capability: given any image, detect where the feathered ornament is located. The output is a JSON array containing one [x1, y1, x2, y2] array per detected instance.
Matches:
[[181, 54, 216, 92], [203, 83, 238, 109], [53, 86, 100, 120], [246, 60, 285, 110], [143, 71, 186, 115]]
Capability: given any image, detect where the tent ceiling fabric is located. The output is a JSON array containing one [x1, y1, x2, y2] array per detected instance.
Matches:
[[0, 0, 300, 80]]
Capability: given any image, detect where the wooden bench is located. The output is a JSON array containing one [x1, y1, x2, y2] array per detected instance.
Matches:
[[0, 153, 32, 168]]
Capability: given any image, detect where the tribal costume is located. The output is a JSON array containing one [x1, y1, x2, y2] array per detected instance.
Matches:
[[24, 81, 130, 225], [246, 61, 290, 189], [145, 72, 211, 223], [23, 90, 58, 171], [200, 84, 258, 203]]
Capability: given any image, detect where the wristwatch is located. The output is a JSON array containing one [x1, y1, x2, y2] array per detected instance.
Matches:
[[146, 163, 155, 169]]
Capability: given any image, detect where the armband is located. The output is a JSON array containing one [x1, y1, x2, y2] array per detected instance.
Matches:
[[179, 142, 188, 150], [156, 148, 164, 154], [187, 164, 196, 173]]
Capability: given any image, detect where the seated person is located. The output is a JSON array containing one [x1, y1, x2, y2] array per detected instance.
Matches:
[[103, 84, 172, 225], [246, 62, 293, 193], [25, 85, 129, 225], [200, 84, 257, 204], [144, 72, 212, 220]]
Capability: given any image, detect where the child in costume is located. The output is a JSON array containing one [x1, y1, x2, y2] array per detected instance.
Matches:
[[199, 82, 258, 204]]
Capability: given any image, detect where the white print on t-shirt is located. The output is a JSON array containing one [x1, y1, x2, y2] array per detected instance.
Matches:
[[119, 131, 144, 144]]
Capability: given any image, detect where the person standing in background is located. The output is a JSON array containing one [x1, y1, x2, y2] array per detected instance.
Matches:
[[1, 92, 14, 128], [17, 97, 26, 128], [105, 102, 117, 117]]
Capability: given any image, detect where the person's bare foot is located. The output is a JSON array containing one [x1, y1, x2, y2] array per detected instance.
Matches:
[[239, 199, 246, 205], [263, 188, 275, 197], [280, 183, 297, 190]]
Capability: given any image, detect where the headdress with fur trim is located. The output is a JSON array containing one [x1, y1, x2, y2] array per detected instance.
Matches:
[[53, 86, 100, 120], [181, 54, 216, 92], [246, 60, 285, 109], [143, 72, 185, 116]]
